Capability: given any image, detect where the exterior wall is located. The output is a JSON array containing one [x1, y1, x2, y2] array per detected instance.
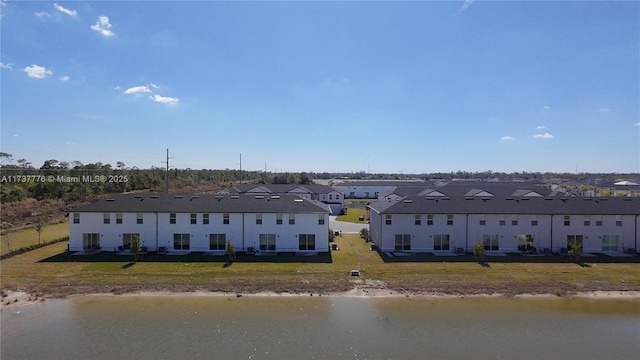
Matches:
[[550, 214, 637, 253], [367, 210, 640, 254], [70, 211, 328, 253], [334, 185, 396, 199]]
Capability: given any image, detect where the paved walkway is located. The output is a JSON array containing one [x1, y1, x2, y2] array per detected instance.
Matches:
[[329, 216, 369, 234]]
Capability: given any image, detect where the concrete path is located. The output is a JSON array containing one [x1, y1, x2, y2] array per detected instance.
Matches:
[[329, 216, 369, 234]]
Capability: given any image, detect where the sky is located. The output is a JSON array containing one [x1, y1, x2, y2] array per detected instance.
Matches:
[[1, 1, 639, 174]]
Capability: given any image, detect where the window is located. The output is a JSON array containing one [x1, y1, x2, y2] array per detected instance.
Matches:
[[517, 234, 535, 252], [276, 213, 283, 225], [122, 233, 139, 250], [511, 216, 518, 226], [289, 214, 295, 225], [615, 215, 622, 227], [426, 214, 433, 226], [483, 234, 499, 251], [256, 213, 262, 225], [596, 215, 603, 226], [73, 212, 80, 224], [299, 234, 316, 251], [394, 234, 411, 251], [209, 233, 226, 251], [136, 213, 143, 224], [223, 213, 230, 225], [479, 215, 485, 226], [173, 233, 190, 250], [447, 214, 453, 226], [531, 215, 538, 226], [116, 213, 123, 224], [329, 194, 333, 200], [103, 213, 110, 224], [318, 214, 325, 225], [566, 235, 583, 251], [434, 234, 450, 251], [584, 216, 590, 227], [499, 215, 506, 226], [415, 215, 421, 226], [564, 216, 571, 226], [203, 213, 209, 225], [602, 235, 618, 251], [259, 233, 276, 251], [385, 215, 392, 225], [190, 213, 197, 225], [82, 233, 100, 249]]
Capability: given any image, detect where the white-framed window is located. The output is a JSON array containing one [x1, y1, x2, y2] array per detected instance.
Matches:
[[116, 213, 123, 224], [595, 215, 603, 226], [318, 214, 325, 225], [299, 234, 316, 251], [447, 214, 453, 226], [434, 234, 450, 251], [415, 215, 421, 225], [394, 234, 411, 251], [483, 234, 499, 251], [426, 214, 433, 226], [602, 235, 618, 251], [615, 215, 622, 227], [518, 234, 535, 252], [584, 216, 590, 227], [103, 213, 110, 224], [385, 215, 392, 225], [122, 233, 139, 250], [256, 213, 262, 225], [82, 233, 100, 249], [499, 215, 506, 226], [259, 233, 276, 251], [567, 234, 583, 251], [511, 215, 518, 226], [203, 213, 209, 225], [209, 233, 226, 251], [564, 215, 571, 226], [277, 213, 283, 225], [223, 213, 230, 225], [531, 215, 538, 226], [289, 214, 295, 225], [190, 213, 197, 225], [73, 212, 80, 224], [136, 213, 143, 224], [170, 213, 176, 224], [173, 233, 190, 250], [479, 215, 485, 226]]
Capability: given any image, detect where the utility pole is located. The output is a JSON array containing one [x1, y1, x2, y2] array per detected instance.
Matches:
[[163, 148, 173, 193], [239, 153, 242, 184]]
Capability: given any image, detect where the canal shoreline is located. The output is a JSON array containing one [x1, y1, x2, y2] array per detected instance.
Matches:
[[3, 288, 639, 310]]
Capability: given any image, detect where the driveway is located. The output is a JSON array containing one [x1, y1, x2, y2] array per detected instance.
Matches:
[[329, 216, 369, 234]]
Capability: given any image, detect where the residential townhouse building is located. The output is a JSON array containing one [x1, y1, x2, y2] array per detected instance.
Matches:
[[369, 196, 639, 255], [69, 194, 331, 254]]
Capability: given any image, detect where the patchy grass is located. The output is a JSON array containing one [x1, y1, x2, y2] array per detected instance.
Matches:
[[335, 208, 368, 223], [1, 234, 639, 298], [0, 222, 69, 256]]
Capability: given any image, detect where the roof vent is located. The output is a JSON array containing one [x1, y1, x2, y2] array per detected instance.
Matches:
[[150, 196, 159, 199], [174, 196, 183, 199], [190, 196, 199, 199], [231, 195, 240, 199], [294, 199, 304, 203], [506, 197, 514, 201], [134, 195, 143, 199], [106, 199, 115, 202], [403, 199, 413, 203], [465, 197, 474, 200], [425, 197, 434, 201], [442, 197, 450, 200], [271, 195, 280, 199], [255, 195, 264, 199]]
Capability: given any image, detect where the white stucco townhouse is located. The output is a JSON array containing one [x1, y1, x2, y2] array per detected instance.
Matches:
[[69, 194, 331, 254]]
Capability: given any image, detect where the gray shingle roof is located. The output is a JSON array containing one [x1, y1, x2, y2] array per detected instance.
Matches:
[[369, 195, 640, 215], [70, 194, 331, 214]]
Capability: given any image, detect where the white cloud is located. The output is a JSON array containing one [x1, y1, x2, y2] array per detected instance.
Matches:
[[149, 83, 160, 89], [533, 133, 554, 139], [458, 0, 474, 13], [635, 122, 640, 126], [597, 108, 610, 113], [150, 94, 179, 104], [91, 16, 114, 37], [53, 3, 77, 17], [23, 64, 53, 79], [0, 62, 12, 69], [535, 125, 546, 130], [543, 105, 550, 110], [124, 85, 151, 95], [59, 75, 70, 81], [35, 11, 53, 19], [500, 136, 514, 141]]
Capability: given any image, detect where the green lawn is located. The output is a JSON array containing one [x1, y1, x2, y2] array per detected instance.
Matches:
[[2, 233, 639, 297], [0, 222, 69, 256], [335, 208, 368, 223]]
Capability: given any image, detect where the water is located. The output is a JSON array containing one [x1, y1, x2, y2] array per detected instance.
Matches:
[[1, 295, 639, 359]]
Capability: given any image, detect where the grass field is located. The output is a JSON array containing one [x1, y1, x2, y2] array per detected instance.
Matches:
[[335, 208, 368, 223], [1, 233, 639, 298], [0, 222, 69, 256]]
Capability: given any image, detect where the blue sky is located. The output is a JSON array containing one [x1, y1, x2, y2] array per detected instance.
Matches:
[[1, 1, 639, 174]]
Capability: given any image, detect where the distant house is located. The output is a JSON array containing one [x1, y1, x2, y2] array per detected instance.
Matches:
[[369, 195, 639, 255], [333, 180, 426, 199], [218, 184, 344, 215], [69, 194, 331, 254]]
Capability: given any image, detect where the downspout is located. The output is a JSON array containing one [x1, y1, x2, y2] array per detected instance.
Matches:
[[465, 214, 469, 253], [155, 212, 158, 251], [635, 214, 638, 253], [550, 215, 554, 252], [242, 213, 245, 252]]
